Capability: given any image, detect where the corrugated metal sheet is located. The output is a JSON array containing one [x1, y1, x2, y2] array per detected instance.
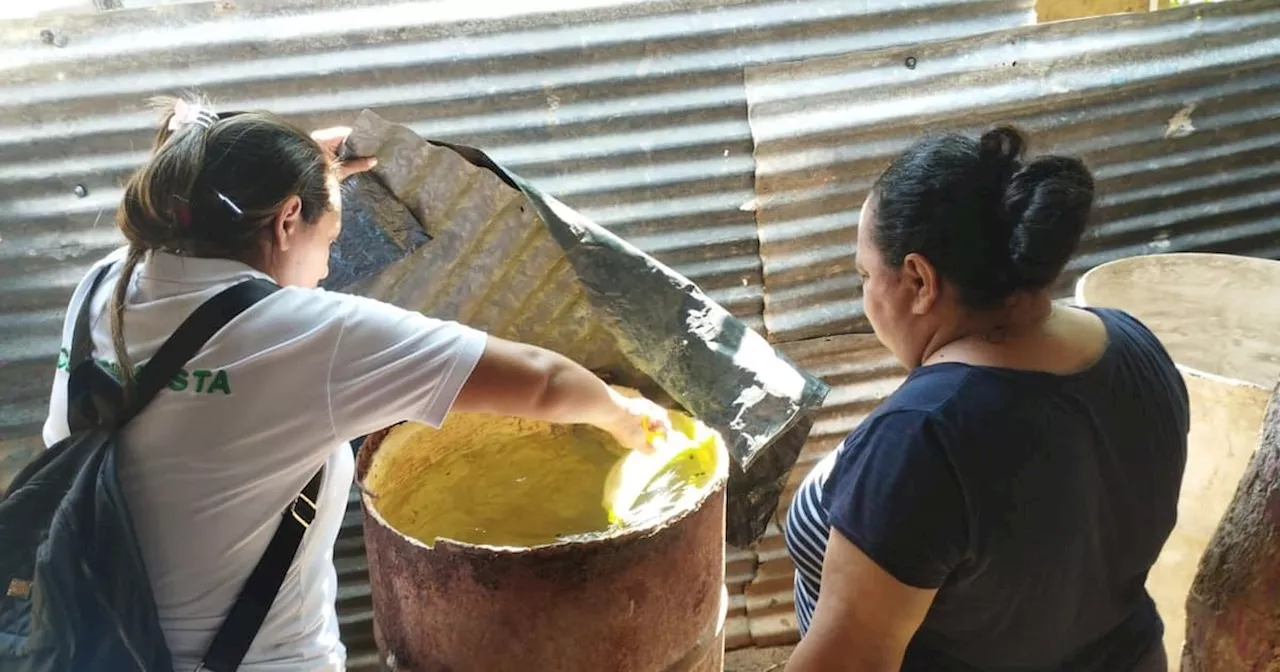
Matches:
[[339, 110, 631, 374], [0, 0, 1033, 667], [0, 0, 1036, 466], [0, 0, 208, 21], [748, 0, 1280, 342], [728, 334, 904, 649]]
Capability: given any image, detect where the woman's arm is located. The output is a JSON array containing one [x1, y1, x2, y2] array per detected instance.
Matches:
[[312, 124, 668, 452], [453, 335, 668, 452], [787, 410, 966, 671], [786, 530, 936, 672], [312, 125, 670, 450]]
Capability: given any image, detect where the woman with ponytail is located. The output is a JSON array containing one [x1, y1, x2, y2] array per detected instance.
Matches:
[[41, 93, 670, 671], [783, 128, 1188, 672]]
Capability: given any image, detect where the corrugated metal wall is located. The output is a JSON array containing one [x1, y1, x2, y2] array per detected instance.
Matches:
[[0, 0, 1036, 666], [8, 0, 1280, 666], [748, 0, 1280, 342], [0, 0, 1035, 486], [730, 0, 1280, 651]]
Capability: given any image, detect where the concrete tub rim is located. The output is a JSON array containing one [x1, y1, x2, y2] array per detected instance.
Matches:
[[1073, 252, 1280, 392]]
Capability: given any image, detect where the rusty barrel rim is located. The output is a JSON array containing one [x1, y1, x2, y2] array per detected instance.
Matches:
[[355, 420, 731, 556]]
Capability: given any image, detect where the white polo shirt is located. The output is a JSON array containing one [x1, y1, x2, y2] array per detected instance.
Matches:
[[42, 248, 487, 671]]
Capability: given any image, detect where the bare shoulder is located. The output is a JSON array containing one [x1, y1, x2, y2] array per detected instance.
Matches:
[[1053, 304, 1108, 349], [1024, 305, 1108, 374]]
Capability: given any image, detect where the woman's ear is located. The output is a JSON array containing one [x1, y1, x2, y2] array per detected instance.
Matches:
[[272, 195, 305, 252], [901, 252, 939, 315]]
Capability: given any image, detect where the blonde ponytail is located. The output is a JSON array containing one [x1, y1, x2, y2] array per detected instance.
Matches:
[[109, 245, 146, 396]]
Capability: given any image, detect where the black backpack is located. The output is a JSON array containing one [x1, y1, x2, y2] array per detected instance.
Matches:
[[0, 264, 320, 672]]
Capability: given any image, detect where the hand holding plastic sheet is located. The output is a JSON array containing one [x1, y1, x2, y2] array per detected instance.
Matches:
[[310, 126, 378, 180], [323, 110, 829, 546]]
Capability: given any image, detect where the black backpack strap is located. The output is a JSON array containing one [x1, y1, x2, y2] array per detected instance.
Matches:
[[172, 281, 322, 672], [62, 267, 308, 671], [124, 278, 278, 420], [62, 268, 319, 670], [200, 465, 324, 672], [67, 263, 115, 371], [6, 265, 117, 488], [65, 268, 279, 433]]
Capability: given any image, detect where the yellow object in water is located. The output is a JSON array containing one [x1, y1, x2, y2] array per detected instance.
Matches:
[[361, 405, 721, 549], [601, 412, 720, 524]]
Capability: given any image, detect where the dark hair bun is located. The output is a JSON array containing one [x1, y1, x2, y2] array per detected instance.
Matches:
[[870, 125, 1095, 310], [1002, 155, 1095, 288], [979, 126, 1026, 166]]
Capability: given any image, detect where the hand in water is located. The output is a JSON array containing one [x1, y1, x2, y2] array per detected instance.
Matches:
[[602, 392, 672, 455]]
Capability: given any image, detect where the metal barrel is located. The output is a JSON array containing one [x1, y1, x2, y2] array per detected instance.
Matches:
[[356, 417, 729, 672]]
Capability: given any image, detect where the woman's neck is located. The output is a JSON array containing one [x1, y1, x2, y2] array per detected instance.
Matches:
[[921, 292, 1055, 365], [974, 293, 1055, 343]]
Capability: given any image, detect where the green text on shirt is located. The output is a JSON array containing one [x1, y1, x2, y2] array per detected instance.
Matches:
[[56, 348, 234, 395]]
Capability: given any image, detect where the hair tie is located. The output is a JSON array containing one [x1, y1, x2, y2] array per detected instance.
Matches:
[[171, 196, 193, 229], [168, 99, 218, 132]]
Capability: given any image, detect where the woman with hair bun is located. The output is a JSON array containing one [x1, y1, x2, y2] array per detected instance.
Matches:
[[783, 127, 1188, 671], [42, 93, 671, 671]]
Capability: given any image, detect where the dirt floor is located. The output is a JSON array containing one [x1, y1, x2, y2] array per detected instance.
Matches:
[[724, 646, 794, 672]]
